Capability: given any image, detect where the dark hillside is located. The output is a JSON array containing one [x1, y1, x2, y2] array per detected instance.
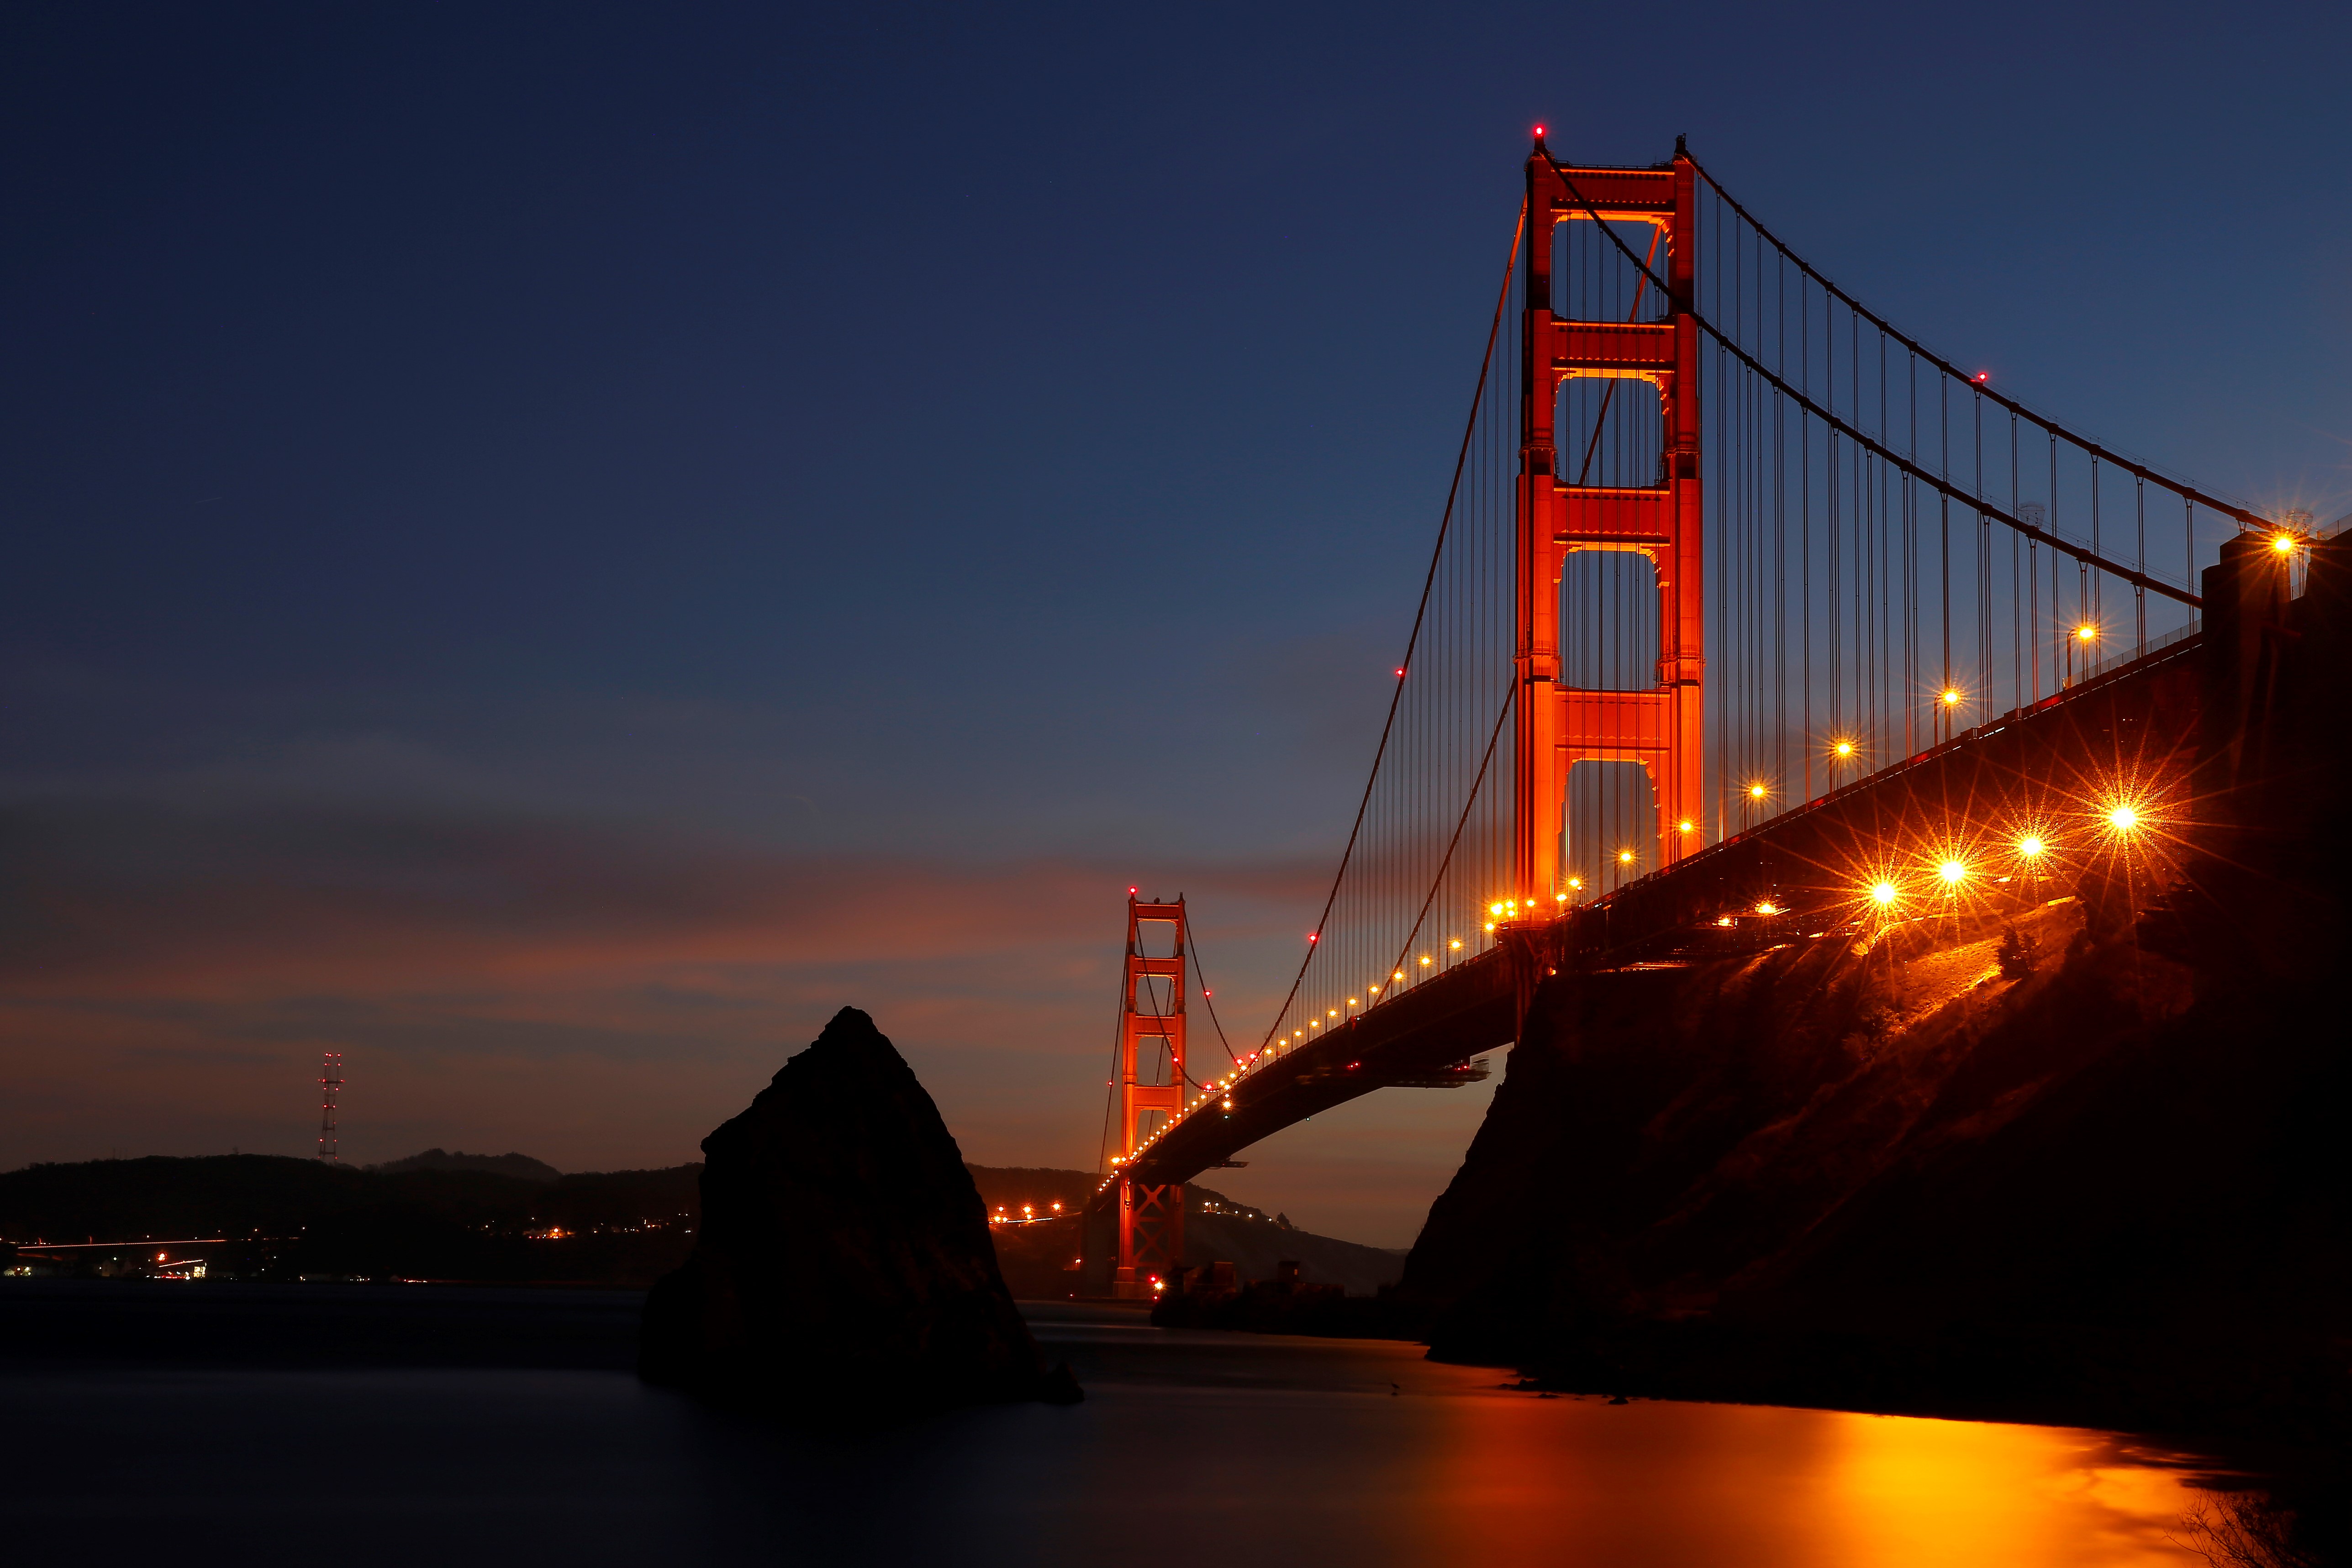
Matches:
[[369, 1149, 562, 1182], [0, 1156, 702, 1286], [0, 1154, 385, 1242], [978, 1169, 1405, 1299]]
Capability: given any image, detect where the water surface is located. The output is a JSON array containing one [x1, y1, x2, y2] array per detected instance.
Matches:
[[0, 1286, 2220, 1566]]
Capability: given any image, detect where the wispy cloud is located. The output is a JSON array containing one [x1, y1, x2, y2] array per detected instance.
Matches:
[[0, 795, 1332, 1177]]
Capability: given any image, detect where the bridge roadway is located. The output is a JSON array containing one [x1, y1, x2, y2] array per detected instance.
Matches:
[[1105, 627, 2209, 1200], [1118, 944, 1519, 1189]]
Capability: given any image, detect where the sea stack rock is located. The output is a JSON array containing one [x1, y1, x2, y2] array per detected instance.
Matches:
[[639, 1006, 1078, 1412]]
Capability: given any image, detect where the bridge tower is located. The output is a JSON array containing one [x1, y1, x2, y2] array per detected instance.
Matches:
[[1515, 134, 1704, 899], [1108, 894, 1187, 1299]]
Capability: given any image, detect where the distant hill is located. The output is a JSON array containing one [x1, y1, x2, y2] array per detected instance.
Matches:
[[0, 1155, 699, 1287], [965, 1164, 1095, 1217], [367, 1149, 562, 1182], [1, 1154, 1403, 1299], [972, 1165, 1407, 1299]]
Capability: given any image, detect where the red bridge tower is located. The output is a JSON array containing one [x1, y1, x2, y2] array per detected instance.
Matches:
[[1516, 135, 1704, 897], [1108, 894, 1187, 1299]]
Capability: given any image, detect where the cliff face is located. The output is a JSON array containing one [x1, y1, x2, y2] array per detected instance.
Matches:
[[640, 1007, 1077, 1412], [1403, 539, 2352, 1440], [1403, 895, 2345, 1428]]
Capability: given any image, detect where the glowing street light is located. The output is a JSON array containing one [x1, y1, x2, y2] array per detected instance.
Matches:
[[2018, 835, 2045, 858], [2272, 531, 2300, 556], [1747, 782, 1768, 801], [2107, 804, 2141, 832], [1941, 688, 1962, 708], [1832, 738, 1856, 760], [1677, 819, 1695, 834], [1617, 848, 1635, 865], [1939, 859, 1968, 886], [1871, 881, 1898, 906], [1567, 877, 1584, 891], [1754, 900, 1779, 916], [1450, 938, 1462, 950], [2075, 623, 2098, 645]]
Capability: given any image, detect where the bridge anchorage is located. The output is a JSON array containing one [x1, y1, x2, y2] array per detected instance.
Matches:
[[1081, 132, 2298, 1285]]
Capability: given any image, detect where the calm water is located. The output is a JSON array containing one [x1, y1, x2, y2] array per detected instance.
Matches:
[[0, 1288, 2223, 1566]]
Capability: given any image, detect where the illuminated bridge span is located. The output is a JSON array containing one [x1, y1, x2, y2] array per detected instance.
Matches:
[[1085, 133, 2315, 1298]]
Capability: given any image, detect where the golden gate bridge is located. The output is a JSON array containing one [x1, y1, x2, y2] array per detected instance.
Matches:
[[1082, 132, 2313, 1299]]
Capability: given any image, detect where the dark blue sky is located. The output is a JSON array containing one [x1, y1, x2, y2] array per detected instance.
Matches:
[[5, 1, 2345, 1243]]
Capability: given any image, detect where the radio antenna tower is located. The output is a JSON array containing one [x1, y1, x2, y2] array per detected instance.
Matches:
[[317, 1051, 344, 1162]]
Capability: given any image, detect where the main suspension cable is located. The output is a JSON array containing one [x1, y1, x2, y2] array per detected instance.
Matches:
[[1685, 153, 2264, 535], [1258, 200, 1526, 1053], [1541, 152, 2201, 609]]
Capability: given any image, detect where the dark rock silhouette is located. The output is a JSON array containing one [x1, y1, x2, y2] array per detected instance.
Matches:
[[638, 1006, 1079, 1412]]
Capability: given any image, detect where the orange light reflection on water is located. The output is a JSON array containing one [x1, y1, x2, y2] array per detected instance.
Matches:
[[1412, 1390, 2207, 1568]]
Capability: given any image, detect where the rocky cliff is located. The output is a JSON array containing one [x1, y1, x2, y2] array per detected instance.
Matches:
[[639, 1007, 1078, 1412], [1401, 536, 2352, 1446]]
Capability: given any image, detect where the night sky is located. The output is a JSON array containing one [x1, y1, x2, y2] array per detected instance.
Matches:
[[5, 2, 2346, 1245]]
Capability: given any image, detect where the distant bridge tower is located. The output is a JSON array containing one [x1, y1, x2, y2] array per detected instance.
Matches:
[[1516, 134, 1704, 898], [1107, 894, 1187, 1299], [317, 1051, 343, 1163]]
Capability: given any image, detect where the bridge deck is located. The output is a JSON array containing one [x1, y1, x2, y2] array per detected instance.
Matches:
[[1097, 628, 2207, 1207], [1114, 947, 1516, 1191]]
